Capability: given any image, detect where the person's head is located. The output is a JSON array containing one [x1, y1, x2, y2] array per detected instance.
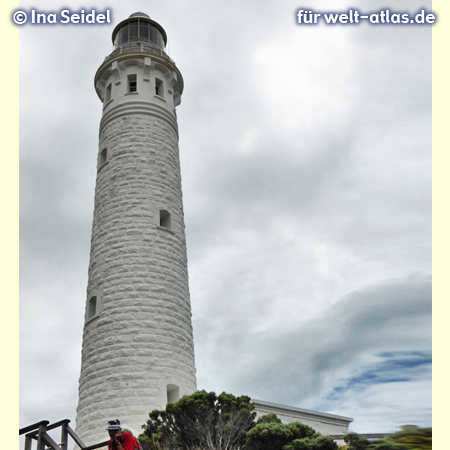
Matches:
[[106, 419, 121, 439]]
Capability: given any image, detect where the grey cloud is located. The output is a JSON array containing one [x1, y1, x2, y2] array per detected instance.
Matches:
[[194, 277, 431, 408]]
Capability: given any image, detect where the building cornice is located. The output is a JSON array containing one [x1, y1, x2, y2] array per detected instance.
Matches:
[[252, 399, 353, 426]]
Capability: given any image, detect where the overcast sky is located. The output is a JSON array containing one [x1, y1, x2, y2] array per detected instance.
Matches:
[[19, 0, 431, 436]]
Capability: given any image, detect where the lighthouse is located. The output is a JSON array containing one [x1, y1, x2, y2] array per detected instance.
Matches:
[[75, 12, 197, 445]]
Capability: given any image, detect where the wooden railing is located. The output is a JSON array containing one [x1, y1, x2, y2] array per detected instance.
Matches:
[[19, 419, 109, 450]]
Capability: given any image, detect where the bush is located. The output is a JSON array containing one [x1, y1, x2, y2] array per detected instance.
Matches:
[[342, 428, 432, 450], [367, 441, 408, 450], [244, 420, 337, 450], [283, 435, 338, 450], [343, 432, 369, 450], [244, 422, 294, 450], [256, 413, 283, 425]]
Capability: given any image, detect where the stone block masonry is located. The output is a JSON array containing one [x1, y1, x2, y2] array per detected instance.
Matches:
[[76, 113, 196, 444]]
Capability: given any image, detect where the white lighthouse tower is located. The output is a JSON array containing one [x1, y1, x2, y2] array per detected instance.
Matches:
[[75, 12, 197, 445]]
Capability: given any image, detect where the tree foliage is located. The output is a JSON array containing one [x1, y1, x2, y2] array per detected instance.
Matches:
[[343, 432, 369, 450], [386, 427, 431, 450], [244, 422, 294, 450], [342, 428, 432, 450], [243, 420, 337, 450], [366, 441, 408, 450], [139, 390, 256, 450], [256, 413, 283, 425], [284, 435, 338, 450]]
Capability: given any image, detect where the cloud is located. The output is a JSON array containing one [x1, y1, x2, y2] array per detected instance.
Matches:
[[194, 277, 431, 431], [326, 376, 431, 433]]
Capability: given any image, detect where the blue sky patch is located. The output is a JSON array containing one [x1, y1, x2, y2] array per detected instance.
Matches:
[[324, 350, 431, 402]]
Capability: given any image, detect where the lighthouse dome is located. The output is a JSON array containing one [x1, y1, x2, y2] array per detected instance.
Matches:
[[129, 12, 151, 19]]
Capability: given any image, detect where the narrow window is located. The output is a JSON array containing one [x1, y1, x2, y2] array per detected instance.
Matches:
[[88, 296, 97, 319], [155, 78, 164, 97], [128, 74, 137, 92], [100, 148, 107, 165], [105, 83, 112, 102], [167, 384, 180, 404], [159, 210, 171, 229]]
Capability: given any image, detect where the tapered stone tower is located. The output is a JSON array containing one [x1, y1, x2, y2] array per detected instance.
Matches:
[[75, 12, 197, 445]]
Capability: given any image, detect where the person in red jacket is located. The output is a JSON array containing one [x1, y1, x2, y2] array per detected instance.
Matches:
[[106, 419, 142, 450]]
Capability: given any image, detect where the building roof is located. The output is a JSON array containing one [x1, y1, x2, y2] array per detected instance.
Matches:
[[252, 399, 353, 425]]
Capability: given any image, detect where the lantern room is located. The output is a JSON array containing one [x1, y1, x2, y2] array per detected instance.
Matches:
[[111, 12, 168, 50]]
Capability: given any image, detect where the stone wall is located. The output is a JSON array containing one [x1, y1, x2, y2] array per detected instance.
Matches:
[[76, 86, 196, 444]]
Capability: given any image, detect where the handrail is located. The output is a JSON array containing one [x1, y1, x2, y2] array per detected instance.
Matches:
[[25, 419, 72, 439], [19, 419, 108, 450], [19, 421, 50, 436], [103, 42, 177, 67], [45, 419, 71, 431]]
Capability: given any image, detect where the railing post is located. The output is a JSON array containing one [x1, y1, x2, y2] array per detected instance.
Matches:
[[37, 422, 48, 450], [24, 435, 32, 450], [60, 422, 69, 450]]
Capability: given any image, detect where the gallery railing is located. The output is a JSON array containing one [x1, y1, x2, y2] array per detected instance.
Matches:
[[103, 41, 177, 67]]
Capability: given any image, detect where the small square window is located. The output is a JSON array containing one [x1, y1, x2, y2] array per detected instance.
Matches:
[[100, 148, 107, 165], [105, 83, 112, 102], [88, 296, 97, 319], [159, 210, 171, 229], [128, 74, 137, 93], [155, 78, 164, 97]]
